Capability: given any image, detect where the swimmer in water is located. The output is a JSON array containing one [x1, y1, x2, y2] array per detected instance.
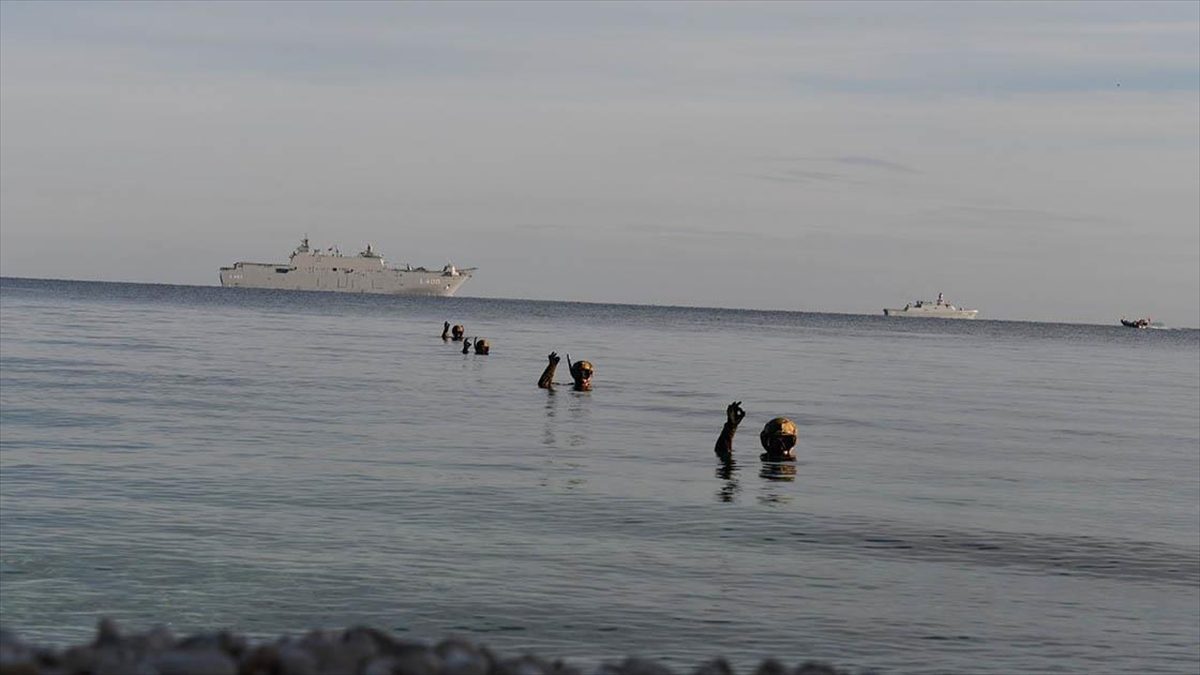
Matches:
[[714, 401, 797, 463], [567, 355, 593, 391], [451, 324, 465, 341], [537, 352, 593, 391], [473, 338, 490, 355]]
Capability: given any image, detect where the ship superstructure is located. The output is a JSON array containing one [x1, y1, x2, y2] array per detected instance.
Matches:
[[219, 238, 474, 296]]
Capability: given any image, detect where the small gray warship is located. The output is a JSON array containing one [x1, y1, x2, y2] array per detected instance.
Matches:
[[884, 292, 979, 319]]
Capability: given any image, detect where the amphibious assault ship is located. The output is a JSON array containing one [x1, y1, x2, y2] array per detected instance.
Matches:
[[883, 293, 978, 319], [219, 238, 474, 296]]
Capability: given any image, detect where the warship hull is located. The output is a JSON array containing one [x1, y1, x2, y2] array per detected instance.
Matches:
[[883, 306, 979, 319]]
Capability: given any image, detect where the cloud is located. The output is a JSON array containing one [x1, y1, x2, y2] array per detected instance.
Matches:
[[828, 156, 919, 173], [906, 203, 1118, 236], [743, 169, 849, 185], [745, 155, 917, 186]]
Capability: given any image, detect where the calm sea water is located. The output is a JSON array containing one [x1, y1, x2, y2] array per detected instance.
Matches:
[[1, 277, 1197, 673]]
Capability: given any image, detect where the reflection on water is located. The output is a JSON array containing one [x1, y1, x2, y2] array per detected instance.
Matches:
[[714, 461, 797, 504], [538, 383, 593, 450], [565, 391, 591, 448], [757, 462, 796, 505], [541, 390, 558, 447], [759, 462, 796, 482], [715, 461, 740, 503]]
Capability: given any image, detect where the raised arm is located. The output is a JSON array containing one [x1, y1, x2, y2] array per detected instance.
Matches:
[[714, 401, 745, 463], [462, 338, 473, 354], [441, 321, 451, 340], [538, 352, 561, 389]]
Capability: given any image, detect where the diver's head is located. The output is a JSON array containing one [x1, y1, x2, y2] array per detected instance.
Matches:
[[570, 359, 594, 391], [759, 417, 798, 460], [451, 324, 465, 340], [474, 338, 490, 355]]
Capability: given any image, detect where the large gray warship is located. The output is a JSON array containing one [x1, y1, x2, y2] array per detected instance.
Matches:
[[219, 238, 474, 296]]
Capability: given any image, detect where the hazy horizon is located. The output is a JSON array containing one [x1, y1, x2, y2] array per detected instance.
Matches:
[[4, 275, 1198, 332], [2, 1, 1198, 326]]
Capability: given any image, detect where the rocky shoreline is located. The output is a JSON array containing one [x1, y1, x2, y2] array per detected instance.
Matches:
[[0, 620, 867, 675]]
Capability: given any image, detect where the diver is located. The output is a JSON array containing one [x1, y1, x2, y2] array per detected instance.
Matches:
[[537, 352, 593, 391], [473, 338, 490, 355], [450, 324, 465, 341], [714, 401, 798, 463]]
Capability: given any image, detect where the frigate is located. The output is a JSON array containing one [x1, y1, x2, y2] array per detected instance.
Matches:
[[883, 292, 978, 319], [219, 238, 474, 296]]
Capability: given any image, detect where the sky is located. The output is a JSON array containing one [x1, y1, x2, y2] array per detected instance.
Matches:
[[1, 1, 1197, 326]]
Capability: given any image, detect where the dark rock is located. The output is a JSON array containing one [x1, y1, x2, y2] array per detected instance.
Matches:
[[179, 631, 245, 659], [497, 654, 557, 675], [94, 618, 122, 648], [275, 645, 318, 675], [597, 658, 674, 675], [368, 648, 440, 675], [0, 628, 39, 675], [434, 637, 488, 675], [238, 644, 281, 675], [0, 660, 40, 675], [0, 626, 862, 675], [546, 660, 580, 675], [155, 648, 238, 675], [288, 630, 366, 675], [57, 646, 97, 675], [127, 625, 177, 656], [693, 658, 733, 675], [90, 647, 149, 675], [752, 660, 786, 675], [793, 663, 845, 675]]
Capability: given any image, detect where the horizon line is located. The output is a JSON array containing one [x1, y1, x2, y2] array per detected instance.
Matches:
[[1, 275, 1196, 331]]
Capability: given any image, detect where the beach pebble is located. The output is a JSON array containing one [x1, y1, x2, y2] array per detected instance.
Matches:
[[177, 631, 243, 659], [95, 618, 122, 646], [752, 660, 786, 675], [238, 644, 283, 675], [359, 649, 440, 675], [693, 658, 734, 675], [435, 637, 491, 675], [594, 657, 675, 675], [0, 629, 39, 675], [275, 644, 319, 675], [361, 656, 402, 675], [372, 648, 440, 675], [154, 648, 237, 675], [291, 630, 370, 675], [0, 623, 868, 675], [90, 646, 153, 675], [497, 654, 557, 675]]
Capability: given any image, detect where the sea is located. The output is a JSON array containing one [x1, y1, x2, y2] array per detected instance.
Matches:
[[0, 277, 1197, 674]]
